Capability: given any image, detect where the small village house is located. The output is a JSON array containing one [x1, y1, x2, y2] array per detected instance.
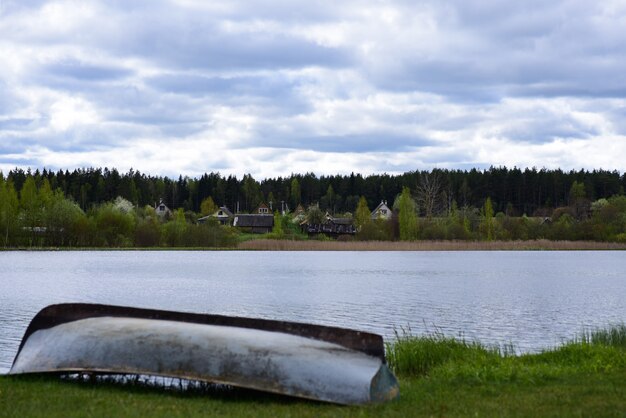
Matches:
[[233, 214, 274, 234], [371, 200, 392, 220], [301, 211, 356, 236], [292, 204, 306, 223], [255, 202, 271, 214], [155, 199, 172, 219], [198, 206, 234, 225]]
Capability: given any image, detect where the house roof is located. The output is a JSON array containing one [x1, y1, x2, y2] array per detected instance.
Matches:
[[323, 211, 354, 225], [155, 199, 172, 216], [215, 206, 234, 217], [371, 201, 392, 218], [254, 202, 272, 214], [233, 214, 274, 228]]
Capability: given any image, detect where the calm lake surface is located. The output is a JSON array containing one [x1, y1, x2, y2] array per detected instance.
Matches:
[[1, 250, 625, 373]]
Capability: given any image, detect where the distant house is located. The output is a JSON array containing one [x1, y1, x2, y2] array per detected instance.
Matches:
[[254, 201, 290, 215], [214, 206, 234, 224], [326, 215, 356, 235], [371, 200, 392, 220], [155, 199, 172, 218], [292, 204, 306, 223], [197, 206, 234, 225], [233, 214, 274, 234], [254, 202, 271, 214], [302, 213, 356, 236]]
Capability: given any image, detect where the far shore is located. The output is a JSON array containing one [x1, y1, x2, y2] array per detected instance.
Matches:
[[3, 239, 626, 252], [238, 239, 626, 251]]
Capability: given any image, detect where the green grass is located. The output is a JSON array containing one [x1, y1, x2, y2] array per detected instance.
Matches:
[[2, 325, 626, 417], [580, 324, 626, 347], [385, 328, 505, 377]]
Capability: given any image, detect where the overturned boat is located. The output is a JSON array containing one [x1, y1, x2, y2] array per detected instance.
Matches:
[[10, 303, 399, 405]]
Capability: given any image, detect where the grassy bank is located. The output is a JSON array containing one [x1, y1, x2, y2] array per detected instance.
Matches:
[[238, 238, 626, 251], [2, 326, 626, 417]]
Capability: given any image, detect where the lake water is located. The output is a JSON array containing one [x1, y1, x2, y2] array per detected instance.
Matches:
[[1, 250, 625, 373]]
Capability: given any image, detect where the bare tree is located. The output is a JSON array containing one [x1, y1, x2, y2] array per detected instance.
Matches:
[[416, 171, 442, 218], [441, 183, 455, 216]]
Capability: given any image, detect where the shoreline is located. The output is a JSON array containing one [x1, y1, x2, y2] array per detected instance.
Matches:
[[3, 325, 626, 417], [3, 239, 626, 251], [237, 239, 626, 251]]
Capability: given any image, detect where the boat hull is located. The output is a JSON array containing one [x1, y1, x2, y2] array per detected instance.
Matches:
[[9, 304, 399, 405]]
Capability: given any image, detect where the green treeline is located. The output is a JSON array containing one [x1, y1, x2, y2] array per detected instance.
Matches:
[[1, 166, 626, 247], [2, 166, 625, 215]]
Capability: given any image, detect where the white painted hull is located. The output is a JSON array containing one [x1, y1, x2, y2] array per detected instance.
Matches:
[[10, 304, 399, 405]]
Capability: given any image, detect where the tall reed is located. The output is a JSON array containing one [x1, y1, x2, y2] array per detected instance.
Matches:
[[238, 239, 626, 251], [578, 324, 626, 348], [386, 324, 626, 380], [385, 328, 500, 376]]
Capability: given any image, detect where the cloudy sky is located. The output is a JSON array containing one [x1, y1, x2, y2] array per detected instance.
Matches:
[[1, 0, 625, 179]]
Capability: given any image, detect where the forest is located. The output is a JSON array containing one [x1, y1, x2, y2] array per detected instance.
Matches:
[[0, 166, 625, 247], [2, 166, 625, 215]]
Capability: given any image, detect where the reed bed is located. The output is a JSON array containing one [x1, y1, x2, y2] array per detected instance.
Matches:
[[385, 329, 502, 377], [578, 323, 626, 348], [238, 239, 626, 251], [386, 325, 626, 383]]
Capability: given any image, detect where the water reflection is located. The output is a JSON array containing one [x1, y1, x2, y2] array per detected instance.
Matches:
[[1, 250, 625, 372]]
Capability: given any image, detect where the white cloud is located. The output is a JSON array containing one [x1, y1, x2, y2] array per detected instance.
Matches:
[[49, 96, 100, 131], [1, 0, 626, 177]]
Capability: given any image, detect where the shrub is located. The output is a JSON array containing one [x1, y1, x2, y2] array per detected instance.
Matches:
[[357, 219, 393, 241], [92, 203, 136, 247], [135, 219, 161, 247], [185, 224, 237, 247]]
